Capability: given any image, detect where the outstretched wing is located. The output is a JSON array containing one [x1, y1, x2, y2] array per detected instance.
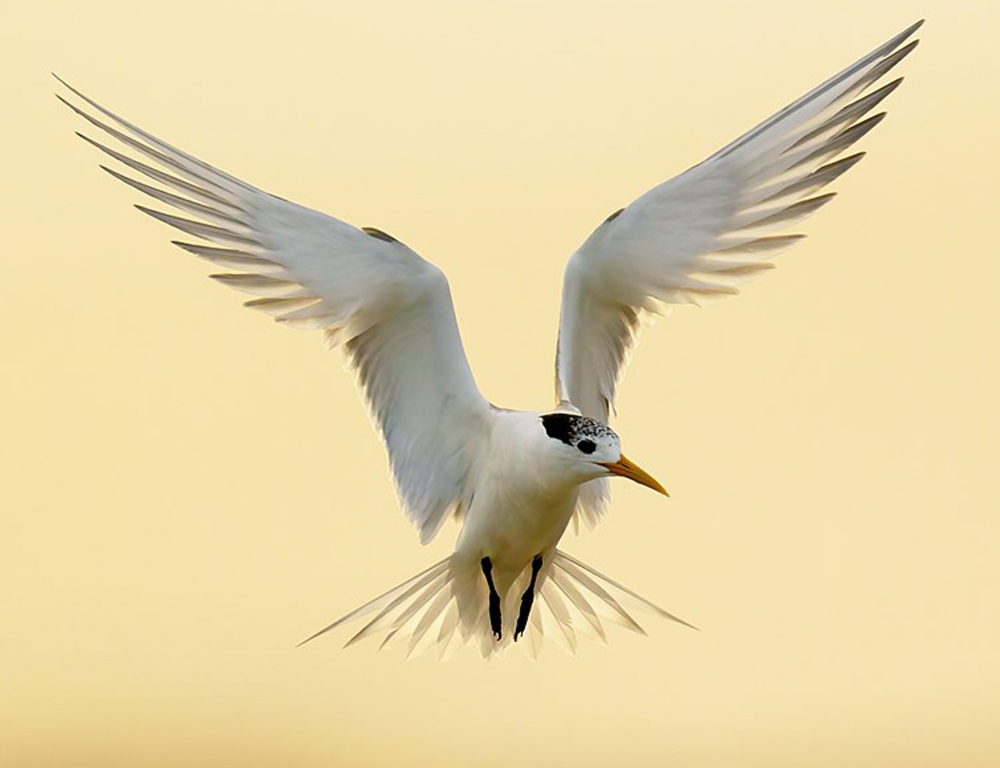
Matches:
[[556, 21, 923, 527], [57, 77, 489, 544]]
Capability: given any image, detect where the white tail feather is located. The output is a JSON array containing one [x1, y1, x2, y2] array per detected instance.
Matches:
[[298, 550, 696, 658]]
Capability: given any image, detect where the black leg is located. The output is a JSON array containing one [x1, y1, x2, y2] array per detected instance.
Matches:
[[514, 554, 543, 642], [481, 556, 502, 640]]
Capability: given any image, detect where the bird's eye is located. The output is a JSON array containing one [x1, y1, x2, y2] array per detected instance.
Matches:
[[577, 439, 596, 454]]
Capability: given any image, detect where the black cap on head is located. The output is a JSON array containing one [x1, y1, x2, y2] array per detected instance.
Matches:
[[540, 412, 614, 447]]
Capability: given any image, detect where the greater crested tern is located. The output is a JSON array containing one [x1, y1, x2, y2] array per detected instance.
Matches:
[[56, 19, 923, 658]]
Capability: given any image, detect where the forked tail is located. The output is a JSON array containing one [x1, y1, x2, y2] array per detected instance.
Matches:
[[298, 550, 696, 659]]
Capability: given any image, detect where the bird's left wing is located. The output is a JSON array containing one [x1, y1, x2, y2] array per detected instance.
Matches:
[[555, 21, 922, 527], [57, 77, 490, 544]]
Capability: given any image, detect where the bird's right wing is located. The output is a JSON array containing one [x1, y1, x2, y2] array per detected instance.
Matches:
[[555, 21, 922, 528], [57, 77, 490, 544]]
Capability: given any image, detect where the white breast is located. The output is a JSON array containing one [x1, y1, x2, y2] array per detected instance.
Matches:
[[454, 410, 579, 590]]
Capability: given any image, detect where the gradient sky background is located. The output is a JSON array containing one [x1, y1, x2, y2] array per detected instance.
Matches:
[[3, 1, 999, 766]]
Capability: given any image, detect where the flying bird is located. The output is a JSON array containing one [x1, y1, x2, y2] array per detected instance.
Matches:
[[57, 20, 922, 658]]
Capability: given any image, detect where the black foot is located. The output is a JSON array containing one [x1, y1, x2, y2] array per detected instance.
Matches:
[[481, 556, 502, 641], [514, 554, 543, 642]]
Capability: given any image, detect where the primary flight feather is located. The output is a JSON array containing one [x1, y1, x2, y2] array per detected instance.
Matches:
[[57, 19, 922, 658]]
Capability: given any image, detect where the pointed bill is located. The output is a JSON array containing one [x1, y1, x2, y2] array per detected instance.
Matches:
[[600, 454, 669, 496]]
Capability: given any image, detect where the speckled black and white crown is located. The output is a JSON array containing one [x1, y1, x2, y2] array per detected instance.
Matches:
[[540, 412, 616, 452]]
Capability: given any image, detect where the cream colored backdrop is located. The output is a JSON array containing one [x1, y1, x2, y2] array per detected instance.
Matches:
[[2, 1, 998, 766]]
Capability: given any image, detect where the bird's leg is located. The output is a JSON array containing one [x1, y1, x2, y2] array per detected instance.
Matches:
[[480, 556, 502, 641], [514, 554, 543, 642]]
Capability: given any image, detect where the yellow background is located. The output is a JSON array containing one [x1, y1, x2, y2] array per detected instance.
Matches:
[[3, 1, 998, 766]]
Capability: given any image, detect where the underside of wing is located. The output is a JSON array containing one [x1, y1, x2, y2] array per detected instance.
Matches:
[[556, 21, 923, 528], [57, 77, 490, 543]]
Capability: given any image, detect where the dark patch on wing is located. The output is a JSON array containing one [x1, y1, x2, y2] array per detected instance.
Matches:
[[362, 226, 397, 243], [604, 207, 625, 224]]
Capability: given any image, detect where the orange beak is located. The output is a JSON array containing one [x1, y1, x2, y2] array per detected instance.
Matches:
[[599, 454, 669, 496]]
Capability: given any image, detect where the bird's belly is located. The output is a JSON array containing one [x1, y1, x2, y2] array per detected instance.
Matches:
[[456, 489, 576, 583]]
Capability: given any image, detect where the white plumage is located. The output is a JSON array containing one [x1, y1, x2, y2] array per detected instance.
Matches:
[[57, 20, 922, 658]]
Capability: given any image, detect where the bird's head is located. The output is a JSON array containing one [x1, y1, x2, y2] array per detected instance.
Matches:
[[539, 412, 668, 496]]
